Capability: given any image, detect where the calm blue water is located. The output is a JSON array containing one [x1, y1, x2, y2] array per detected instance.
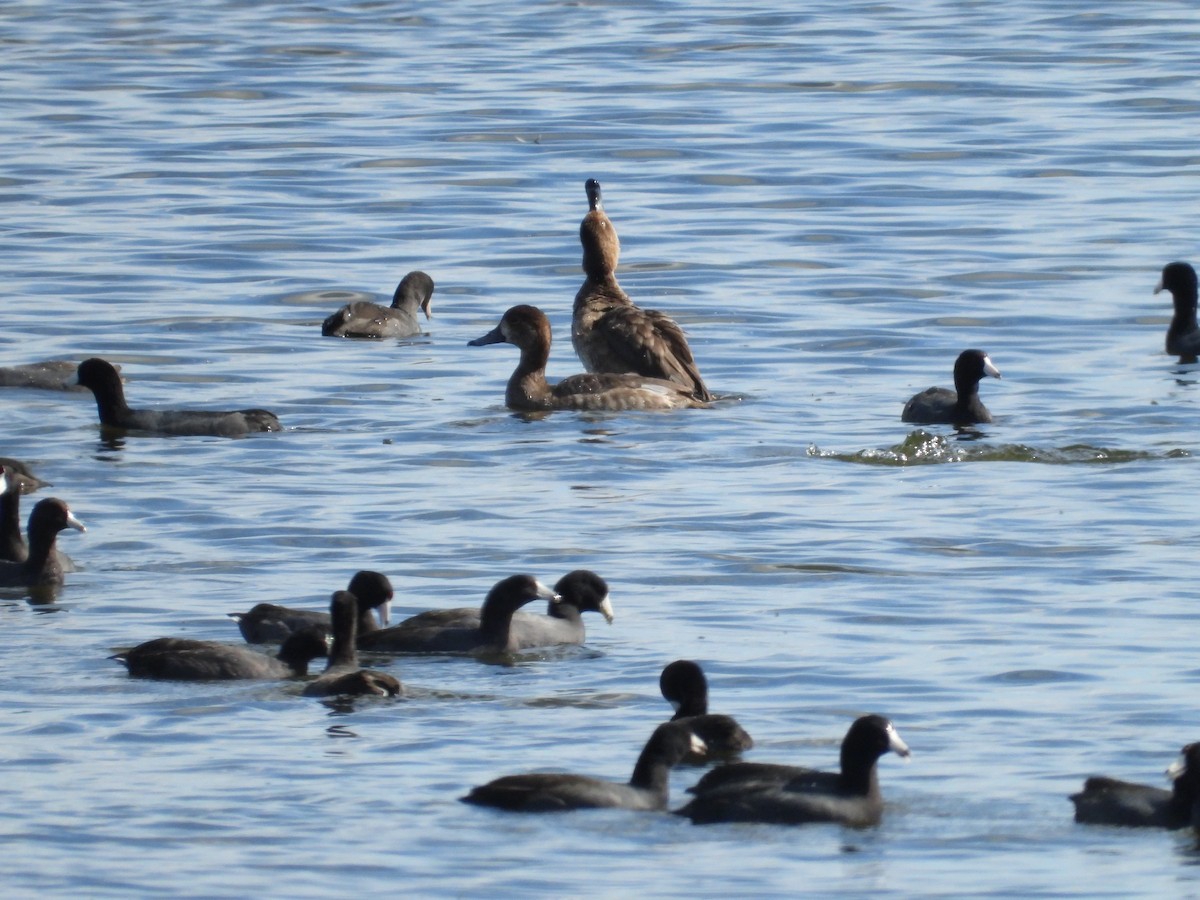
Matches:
[[4, 0, 1200, 895]]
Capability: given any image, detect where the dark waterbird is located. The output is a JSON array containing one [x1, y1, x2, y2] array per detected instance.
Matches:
[[0, 498, 85, 588], [302, 591, 401, 698], [1070, 742, 1200, 829], [471, 305, 707, 412], [0, 466, 76, 572], [229, 570, 394, 644], [356, 574, 560, 655], [112, 629, 328, 681], [461, 720, 707, 812], [76, 357, 282, 436], [901, 349, 1001, 426], [1156, 261, 1200, 363], [571, 178, 711, 401], [659, 660, 754, 762], [677, 714, 910, 827], [384, 570, 613, 651], [321, 270, 435, 339]]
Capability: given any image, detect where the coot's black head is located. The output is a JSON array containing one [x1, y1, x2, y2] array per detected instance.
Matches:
[[347, 570, 393, 623], [646, 720, 708, 765], [553, 569, 613, 622], [28, 498, 86, 538], [76, 357, 122, 392], [1167, 742, 1200, 799], [841, 714, 911, 772], [660, 659, 708, 718], [953, 349, 1001, 389], [485, 573, 560, 611], [1156, 262, 1199, 305], [686, 714, 754, 757], [277, 626, 330, 670]]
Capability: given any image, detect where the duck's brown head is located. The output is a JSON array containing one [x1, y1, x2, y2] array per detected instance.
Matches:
[[580, 178, 619, 280], [469, 305, 553, 355]]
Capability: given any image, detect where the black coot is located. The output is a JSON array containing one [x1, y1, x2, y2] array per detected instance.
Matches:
[[302, 591, 401, 698], [901, 349, 1001, 426], [76, 357, 281, 436], [1070, 742, 1200, 828], [0, 498, 85, 588], [659, 659, 753, 762], [112, 629, 328, 681], [677, 714, 910, 827], [1156, 261, 1200, 362], [461, 720, 706, 812], [229, 570, 393, 644], [356, 574, 559, 655]]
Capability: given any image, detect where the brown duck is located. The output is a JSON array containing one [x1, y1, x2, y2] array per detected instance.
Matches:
[[571, 179, 711, 402], [471, 305, 707, 412]]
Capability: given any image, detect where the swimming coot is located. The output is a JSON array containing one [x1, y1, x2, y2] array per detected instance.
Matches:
[[461, 720, 706, 812], [572, 179, 711, 401], [76, 357, 282, 436], [387, 569, 612, 651], [677, 714, 910, 827], [470, 305, 707, 412], [0, 466, 76, 572], [901, 349, 1001, 426], [1156, 261, 1200, 363], [1070, 742, 1200, 828], [112, 628, 328, 681], [0, 498, 85, 588], [302, 591, 401, 698], [659, 659, 754, 762], [229, 570, 393, 644], [356, 574, 560, 654], [321, 270, 435, 339]]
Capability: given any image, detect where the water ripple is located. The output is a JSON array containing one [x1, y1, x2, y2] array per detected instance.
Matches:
[[810, 431, 1191, 466]]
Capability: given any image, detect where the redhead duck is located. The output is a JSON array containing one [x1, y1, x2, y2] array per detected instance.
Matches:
[[571, 179, 711, 402], [76, 357, 281, 436], [356, 574, 559, 655], [1155, 262, 1200, 362], [0, 498, 85, 588], [461, 720, 706, 812], [0, 466, 76, 572], [1070, 742, 1200, 828], [901, 349, 1001, 426], [470, 305, 707, 412], [229, 570, 393, 644], [112, 629, 328, 681], [321, 270, 435, 339], [659, 660, 754, 762], [678, 715, 910, 827], [302, 591, 401, 698]]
